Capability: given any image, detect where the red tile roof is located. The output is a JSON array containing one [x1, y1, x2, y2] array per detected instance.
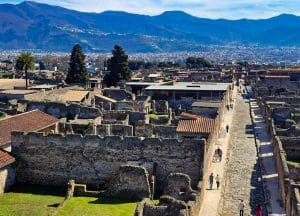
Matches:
[[0, 150, 15, 168], [0, 110, 58, 147], [177, 112, 215, 134]]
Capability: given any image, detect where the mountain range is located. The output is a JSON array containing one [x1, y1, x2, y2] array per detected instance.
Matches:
[[1, 1, 300, 53]]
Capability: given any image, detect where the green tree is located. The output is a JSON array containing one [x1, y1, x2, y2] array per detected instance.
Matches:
[[66, 44, 88, 85], [15, 52, 35, 89], [104, 44, 131, 87], [186, 57, 212, 69]]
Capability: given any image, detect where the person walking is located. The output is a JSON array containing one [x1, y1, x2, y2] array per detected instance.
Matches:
[[209, 173, 214, 190], [226, 124, 229, 133], [216, 147, 223, 162], [239, 200, 245, 216], [215, 174, 220, 190], [256, 204, 262, 216]]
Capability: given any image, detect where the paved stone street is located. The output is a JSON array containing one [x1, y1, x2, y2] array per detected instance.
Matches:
[[199, 87, 237, 216], [250, 100, 286, 216], [220, 91, 266, 216]]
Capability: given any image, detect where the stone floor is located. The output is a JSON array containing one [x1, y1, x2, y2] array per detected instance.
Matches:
[[250, 100, 286, 216], [220, 90, 266, 216]]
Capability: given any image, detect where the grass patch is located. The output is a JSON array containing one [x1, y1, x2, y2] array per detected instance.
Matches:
[[148, 114, 168, 119], [57, 197, 137, 216], [0, 184, 65, 216], [150, 199, 159, 205]]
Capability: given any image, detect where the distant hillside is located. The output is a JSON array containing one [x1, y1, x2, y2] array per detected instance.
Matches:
[[1, 1, 300, 52]]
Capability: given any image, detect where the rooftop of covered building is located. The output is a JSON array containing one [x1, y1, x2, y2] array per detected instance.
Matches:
[[62, 90, 89, 102], [0, 79, 26, 90], [0, 150, 15, 169], [0, 110, 59, 147], [0, 89, 38, 95], [176, 112, 216, 134], [145, 82, 230, 91]]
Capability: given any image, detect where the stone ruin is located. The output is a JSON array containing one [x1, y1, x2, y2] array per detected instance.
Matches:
[[135, 173, 201, 216], [106, 165, 151, 200], [12, 132, 205, 197], [256, 85, 300, 215]]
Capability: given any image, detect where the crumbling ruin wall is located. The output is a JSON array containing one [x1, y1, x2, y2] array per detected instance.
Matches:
[[163, 173, 197, 202], [11, 132, 205, 191], [280, 137, 300, 161], [95, 124, 133, 137], [152, 100, 169, 115], [153, 126, 177, 139], [20, 101, 101, 119], [106, 165, 151, 200], [0, 164, 15, 194], [135, 124, 154, 137], [102, 112, 129, 125]]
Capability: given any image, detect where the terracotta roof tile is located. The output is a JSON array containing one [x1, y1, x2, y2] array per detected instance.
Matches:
[[177, 112, 215, 134], [0, 150, 15, 168], [0, 110, 58, 146]]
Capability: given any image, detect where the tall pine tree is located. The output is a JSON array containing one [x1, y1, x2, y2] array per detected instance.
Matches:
[[104, 44, 131, 87], [66, 44, 88, 85]]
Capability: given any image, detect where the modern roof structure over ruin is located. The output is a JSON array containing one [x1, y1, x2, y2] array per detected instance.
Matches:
[[0, 79, 26, 90], [62, 90, 89, 102], [0, 110, 59, 147], [145, 82, 230, 91]]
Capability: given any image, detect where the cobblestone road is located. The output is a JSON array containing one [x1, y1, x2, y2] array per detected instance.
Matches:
[[220, 93, 266, 216]]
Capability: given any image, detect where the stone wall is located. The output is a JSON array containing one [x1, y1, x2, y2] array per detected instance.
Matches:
[[280, 137, 300, 161], [12, 132, 205, 192], [163, 173, 197, 202], [152, 100, 169, 115], [102, 112, 129, 125], [128, 112, 149, 125], [153, 126, 177, 139], [136, 196, 188, 216], [19, 100, 101, 120], [0, 164, 15, 194], [106, 165, 151, 200]]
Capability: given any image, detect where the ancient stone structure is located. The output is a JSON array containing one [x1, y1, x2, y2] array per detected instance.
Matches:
[[12, 132, 205, 193], [256, 89, 300, 215], [19, 100, 102, 120], [135, 196, 188, 216], [163, 173, 197, 202], [106, 165, 151, 200]]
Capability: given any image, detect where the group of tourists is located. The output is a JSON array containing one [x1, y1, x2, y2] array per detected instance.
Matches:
[[208, 173, 220, 190], [214, 147, 223, 162]]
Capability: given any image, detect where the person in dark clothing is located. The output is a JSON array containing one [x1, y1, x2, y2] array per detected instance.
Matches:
[[226, 124, 229, 133]]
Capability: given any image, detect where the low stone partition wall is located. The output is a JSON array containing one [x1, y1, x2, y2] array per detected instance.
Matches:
[[102, 112, 129, 125]]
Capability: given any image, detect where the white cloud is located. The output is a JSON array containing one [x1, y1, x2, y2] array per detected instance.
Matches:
[[3, 0, 300, 19]]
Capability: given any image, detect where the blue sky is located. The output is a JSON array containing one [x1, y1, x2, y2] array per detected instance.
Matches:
[[2, 0, 300, 19]]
